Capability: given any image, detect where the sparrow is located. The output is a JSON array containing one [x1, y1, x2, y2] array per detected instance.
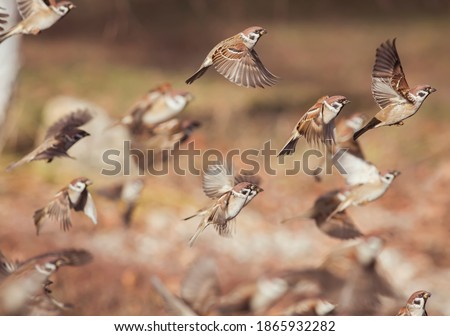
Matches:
[[119, 83, 193, 135], [184, 164, 263, 246], [328, 149, 401, 218], [310, 114, 366, 182], [337, 236, 396, 315], [0, 248, 92, 315], [96, 178, 144, 227], [185, 26, 279, 88], [6, 109, 92, 172], [151, 257, 220, 316], [33, 177, 97, 234], [131, 118, 201, 172], [353, 38, 436, 140], [0, 0, 76, 44], [282, 189, 364, 240], [278, 95, 350, 157], [397, 290, 431, 316]]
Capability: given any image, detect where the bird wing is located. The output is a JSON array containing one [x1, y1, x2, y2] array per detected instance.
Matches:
[[372, 39, 412, 109], [336, 149, 380, 186], [35, 190, 72, 232], [296, 103, 326, 146], [0, 7, 8, 32], [45, 109, 92, 139], [17, 0, 49, 19], [212, 42, 278, 88], [202, 164, 234, 199]]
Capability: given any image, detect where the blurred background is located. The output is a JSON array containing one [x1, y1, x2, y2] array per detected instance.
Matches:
[[1, 0, 450, 315]]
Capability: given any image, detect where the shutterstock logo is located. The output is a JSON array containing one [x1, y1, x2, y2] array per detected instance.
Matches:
[[100, 140, 348, 176]]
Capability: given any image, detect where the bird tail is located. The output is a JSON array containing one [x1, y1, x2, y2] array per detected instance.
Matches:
[[353, 117, 382, 140], [185, 66, 209, 85], [0, 28, 17, 44], [33, 208, 46, 235], [278, 135, 300, 157], [281, 208, 315, 224], [188, 222, 208, 247]]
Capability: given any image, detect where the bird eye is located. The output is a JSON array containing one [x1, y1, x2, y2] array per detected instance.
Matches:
[[332, 103, 341, 109]]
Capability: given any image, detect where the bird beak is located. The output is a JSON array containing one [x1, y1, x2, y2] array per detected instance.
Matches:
[[85, 179, 93, 186], [344, 99, 351, 104], [260, 29, 267, 35], [430, 87, 437, 93], [257, 186, 264, 193], [424, 292, 431, 299], [390, 170, 401, 177], [69, 4, 76, 9]]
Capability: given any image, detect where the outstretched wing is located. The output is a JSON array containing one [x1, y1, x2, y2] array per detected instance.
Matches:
[[17, 0, 50, 20], [45, 109, 92, 139], [202, 164, 234, 199], [212, 42, 278, 88], [371, 39, 411, 108]]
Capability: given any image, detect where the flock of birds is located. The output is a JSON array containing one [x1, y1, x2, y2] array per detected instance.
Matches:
[[0, 0, 438, 316]]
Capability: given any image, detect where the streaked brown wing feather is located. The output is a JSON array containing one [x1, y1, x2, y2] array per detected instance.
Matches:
[[212, 43, 278, 88], [234, 172, 261, 186], [40, 191, 72, 232], [372, 39, 411, 108], [45, 110, 92, 139], [17, 0, 49, 19], [317, 212, 363, 240], [297, 106, 325, 146]]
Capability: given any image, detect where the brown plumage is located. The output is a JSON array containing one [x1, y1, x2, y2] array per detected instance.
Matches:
[[6, 109, 92, 172], [186, 26, 279, 88], [0, 248, 92, 315], [354, 39, 436, 140], [33, 177, 97, 234], [397, 290, 431, 316], [282, 189, 363, 240]]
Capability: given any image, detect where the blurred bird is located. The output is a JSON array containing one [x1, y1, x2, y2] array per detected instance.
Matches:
[[184, 164, 263, 246], [0, 0, 76, 44], [328, 149, 401, 218], [33, 177, 97, 234], [337, 236, 395, 315], [186, 26, 279, 88], [131, 118, 201, 173], [278, 95, 350, 157], [6, 109, 91, 172], [354, 38, 436, 140], [397, 290, 431, 316], [312, 114, 365, 182], [0, 248, 92, 315], [118, 84, 193, 135], [282, 189, 364, 240], [96, 178, 144, 227], [151, 257, 220, 316]]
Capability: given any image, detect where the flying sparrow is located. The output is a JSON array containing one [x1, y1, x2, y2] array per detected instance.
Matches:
[[151, 257, 220, 316], [0, 0, 76, 44], [184, 164, 263, 246], [33, 177, 97, 235], [185, 26, 279, 88], [6, 109, 92, 172], [0, 248, 92, 315], [278, 95, 350, 157], [282, 189, 364, 240], [328, 149, 401, 218], [354, 38, 436, 140], [96, 178, 144, 227], [119, 83, 193, 135], [397, 290, 431, 316]]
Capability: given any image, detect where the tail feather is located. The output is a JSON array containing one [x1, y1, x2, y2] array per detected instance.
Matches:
[[188, 222, 208, 247], [0, 28, 16, 44], [278, 136, 300, 157], [185, 66, 209, 85], [353, 117, 381, 140]]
